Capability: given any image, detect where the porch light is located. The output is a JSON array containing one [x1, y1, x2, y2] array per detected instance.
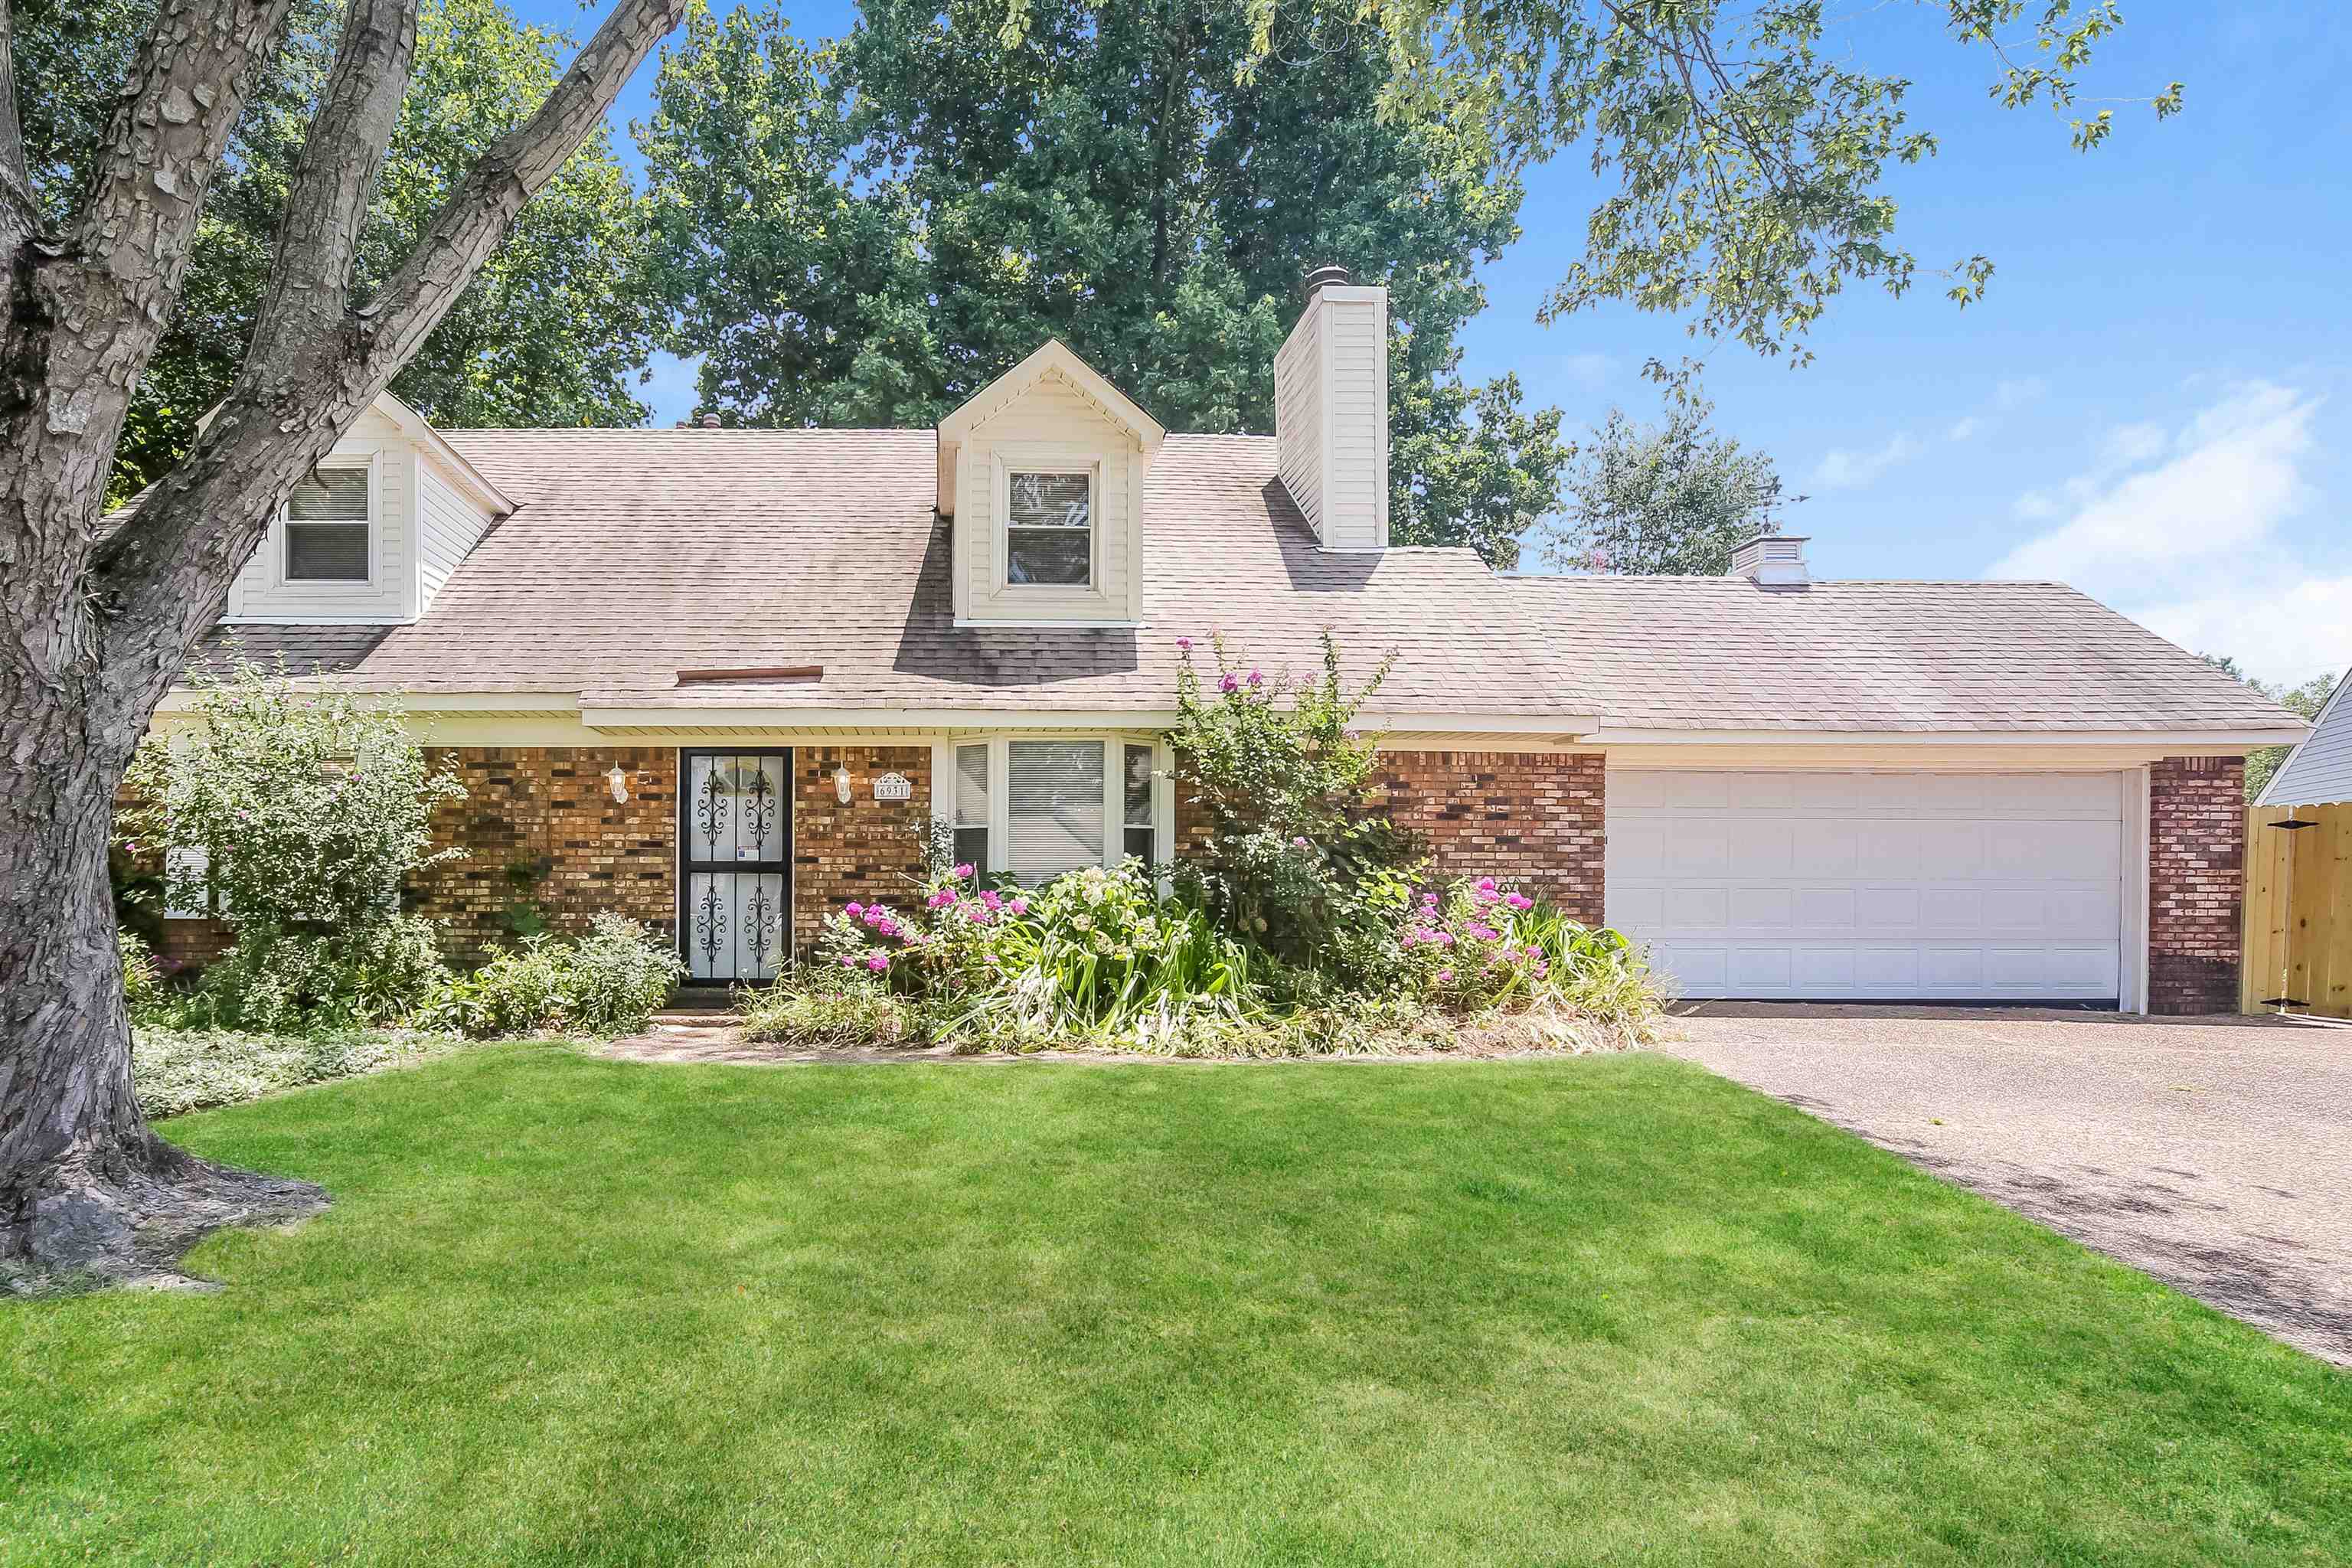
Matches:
[[606, 764, 630, 804], [834, 765, 853, 805]]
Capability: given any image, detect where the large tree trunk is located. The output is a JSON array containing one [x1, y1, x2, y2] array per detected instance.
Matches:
[[0, 0, 686, 1295], [0, 681, 323, 1293]]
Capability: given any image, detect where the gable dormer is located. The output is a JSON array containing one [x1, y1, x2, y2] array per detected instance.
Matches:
[[222, 391, 511, 626], [936, 341, 1166, 628]]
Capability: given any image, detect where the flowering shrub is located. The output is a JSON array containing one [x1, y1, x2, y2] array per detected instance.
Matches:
[[1393, 877, 1552, 1008], [1168, 632, 1420, 981]]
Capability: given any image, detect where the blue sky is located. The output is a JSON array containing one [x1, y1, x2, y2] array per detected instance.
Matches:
[[514, 0, 2350, 687]]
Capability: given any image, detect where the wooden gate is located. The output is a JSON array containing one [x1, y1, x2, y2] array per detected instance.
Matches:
[[2242, 802, 2352, 1017]]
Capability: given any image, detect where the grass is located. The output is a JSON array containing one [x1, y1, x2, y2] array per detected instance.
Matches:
[[4, 1047, 2347, 1566]]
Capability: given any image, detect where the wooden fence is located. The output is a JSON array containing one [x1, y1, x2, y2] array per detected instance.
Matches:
[[2243, 802, 2352, 1018]]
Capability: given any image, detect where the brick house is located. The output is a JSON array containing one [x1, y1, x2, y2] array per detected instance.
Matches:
[[157, 274, 2305, 1013]]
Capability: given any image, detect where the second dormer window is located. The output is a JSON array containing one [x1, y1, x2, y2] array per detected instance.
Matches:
[[1005, 469, 1093, 586], [283, 464, 373, 583]]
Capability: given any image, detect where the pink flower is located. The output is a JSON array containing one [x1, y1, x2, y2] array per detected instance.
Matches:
[[839, 955, 857, 969], [1008, 897, 1029, 915], [980, 889, 1003, 910], [1435, 930, 1455, 947], [1290, 836, 1308, 850], [873, 917, 898, 938], [1504, 892, 1532, 910], [1436, 968, 1455, 985], [953, 863, 975, 880], [1399, 931, 1418, 949], [926, 890, 955, 909], [845, 902, 864, 917], [1476, 877, 1497, 893], [966, 906, 991, 924], [1175, 637, 1192, 651], [866, 952, 889, 972], [1219, 673, 1239, 694], [1246, 670, 1263, 688]]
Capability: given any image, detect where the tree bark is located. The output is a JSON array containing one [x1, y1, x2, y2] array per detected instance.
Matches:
[[0, 0, 688, 1295]]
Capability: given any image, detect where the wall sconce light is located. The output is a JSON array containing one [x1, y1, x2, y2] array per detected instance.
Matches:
[[606, 764, 630, 805], [833, 765, 853, 805]]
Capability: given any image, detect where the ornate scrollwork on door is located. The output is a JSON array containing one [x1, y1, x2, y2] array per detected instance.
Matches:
[[694, 880, 728, 963], [743, 766, 776, 855], [696, 765, 730, 854]]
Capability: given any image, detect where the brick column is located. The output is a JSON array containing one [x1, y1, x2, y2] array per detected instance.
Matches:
[[2147, 755, 2245, 1015]]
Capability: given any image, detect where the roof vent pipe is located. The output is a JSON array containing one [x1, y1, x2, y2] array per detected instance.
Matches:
[[700, 413, 722, 430], [1730, 533, 1810, 586], [1301, 263, 1354, 301]]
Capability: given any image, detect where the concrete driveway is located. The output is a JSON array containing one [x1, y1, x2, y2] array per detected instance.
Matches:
[[1660, 1006, 2352, 1366]]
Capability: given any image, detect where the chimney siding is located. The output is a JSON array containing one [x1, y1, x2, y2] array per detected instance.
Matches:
[[1275, 285, 1389, 550]]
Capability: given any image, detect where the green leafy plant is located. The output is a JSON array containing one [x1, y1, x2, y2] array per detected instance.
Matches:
[[1168, 631, 1421, 985], [425, 916, 682, 1039]]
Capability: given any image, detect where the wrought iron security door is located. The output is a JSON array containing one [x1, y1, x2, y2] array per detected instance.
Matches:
[[680, 750, 792, 984]]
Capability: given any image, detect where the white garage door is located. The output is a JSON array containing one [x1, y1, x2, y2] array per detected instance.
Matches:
[[1606, 770, 2126, 1001]]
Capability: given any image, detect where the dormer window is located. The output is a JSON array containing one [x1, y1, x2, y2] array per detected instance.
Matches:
[[1002, 461, 1096, 588], [283, 463, 374, 583]]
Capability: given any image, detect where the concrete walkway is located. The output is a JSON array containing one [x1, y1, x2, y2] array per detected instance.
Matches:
[[1661, 1004, 2352, 1365]]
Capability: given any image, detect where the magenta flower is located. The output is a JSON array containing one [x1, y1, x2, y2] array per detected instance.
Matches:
[[839, 954, 858, 969], [966, 906, 991, 924], [1246, 669, 1263, 688], [926, 890, 955, 910], [845, 902, 864, 917], [1008, 897, 1030, 915], [980, 889, 1004, 910], [1504, 892, 1533, 910], [873, 917, 898, 938], [1290, 835, 1308, 850], [1476, 877, 1498, 893], [866, 952, 889, 972], [953, 863, 975, 880], [1175, 636, 1193, 651], [1436, 968, 1455, 986], [1219, 673, 1239, 694]]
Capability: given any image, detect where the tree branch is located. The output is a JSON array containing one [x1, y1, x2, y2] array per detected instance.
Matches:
[[242, 0, 420, 374], [91, 0, 688, 711], [0, 0, 30, 202], [42, 0, 298, 442], [354, 0, 689, 382]]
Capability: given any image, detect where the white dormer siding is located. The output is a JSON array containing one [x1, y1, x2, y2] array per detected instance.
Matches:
[[1275, 282, 1389, 551], [936, 341, 1166, 628], [223, 393, 509, 626]]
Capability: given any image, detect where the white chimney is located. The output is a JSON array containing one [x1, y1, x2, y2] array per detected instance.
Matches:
[[1730, 533, 1809, 586], [1274, 266, 1389, 551]]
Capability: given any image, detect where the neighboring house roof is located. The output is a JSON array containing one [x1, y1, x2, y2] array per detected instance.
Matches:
[[2256, 670, 2352, 806], [1512, 576, 2305, 733], [340, 429, 1570, 721]]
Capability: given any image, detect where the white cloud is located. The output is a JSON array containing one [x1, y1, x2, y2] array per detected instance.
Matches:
[[1812, 431, 1926, 491], [1989, 381, 2348, 686], [1995, 376, 2049, 411], [1947, 416, 1984, 442]]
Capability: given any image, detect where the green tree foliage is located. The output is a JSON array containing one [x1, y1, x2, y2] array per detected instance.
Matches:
[[1293, 0, 2184, 364], [2199, 656, 2341, 802], [1540, 386, 1793, 574], [14, 0, 659, 501], [639, 0, 1570, 566]]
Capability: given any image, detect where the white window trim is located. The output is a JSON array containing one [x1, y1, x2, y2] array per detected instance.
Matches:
[[272, 450, 382, 592], [991, 444, 1102, 597], [929, 733, 1168, 879]]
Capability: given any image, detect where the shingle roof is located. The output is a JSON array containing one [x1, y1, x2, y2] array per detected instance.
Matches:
[[1510, 575, 2302, 732], [292, 427, 2301, 736], [193, 622, 399, 677], [346, 429, 1567, 718]]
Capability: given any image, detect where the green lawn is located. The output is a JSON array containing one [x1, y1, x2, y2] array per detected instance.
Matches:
[[5, 1047, 2346, 1566]]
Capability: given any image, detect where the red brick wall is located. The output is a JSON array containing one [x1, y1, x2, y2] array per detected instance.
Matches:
[[790, 745, 934, 954], [2148, 754, 2245, 1015], [1176, 750, 1608, 922], [412, 746, 678, 964]]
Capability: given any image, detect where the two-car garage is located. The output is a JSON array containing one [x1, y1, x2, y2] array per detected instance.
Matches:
[[1604, 769, 2135, 1003]]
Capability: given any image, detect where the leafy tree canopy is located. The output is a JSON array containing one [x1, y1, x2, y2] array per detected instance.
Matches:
[[15, 0, 661, 501], [1539, 384, 1793, 575], [2199, 656, 2341, 802], [639, 0, 1571, 567], [1298, 0, 2182, 365]]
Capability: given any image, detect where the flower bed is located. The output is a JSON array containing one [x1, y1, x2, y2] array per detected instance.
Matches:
[[740, 861, 1664, 1058]]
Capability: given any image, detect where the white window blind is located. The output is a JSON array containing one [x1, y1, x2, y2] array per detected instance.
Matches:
[[1007, 740, 1103, 884], [1005, 470, 1092, 586], [954, 743, 990, 872], [285, 466, 371, 581]]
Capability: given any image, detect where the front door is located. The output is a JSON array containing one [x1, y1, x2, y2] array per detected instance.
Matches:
[[680, 749, 792, 984]]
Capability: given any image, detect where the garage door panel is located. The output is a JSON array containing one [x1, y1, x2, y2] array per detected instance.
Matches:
[[1606, 769, 2124, 1001]]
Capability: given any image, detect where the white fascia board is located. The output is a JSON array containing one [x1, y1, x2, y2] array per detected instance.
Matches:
[[2252, 670, 2349, 808], [574, 705, 1597, 735], [1583, 727, 2311, 749]]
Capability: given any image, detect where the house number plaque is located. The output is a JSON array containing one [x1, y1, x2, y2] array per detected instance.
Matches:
[[872, 772, 913, 802]]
